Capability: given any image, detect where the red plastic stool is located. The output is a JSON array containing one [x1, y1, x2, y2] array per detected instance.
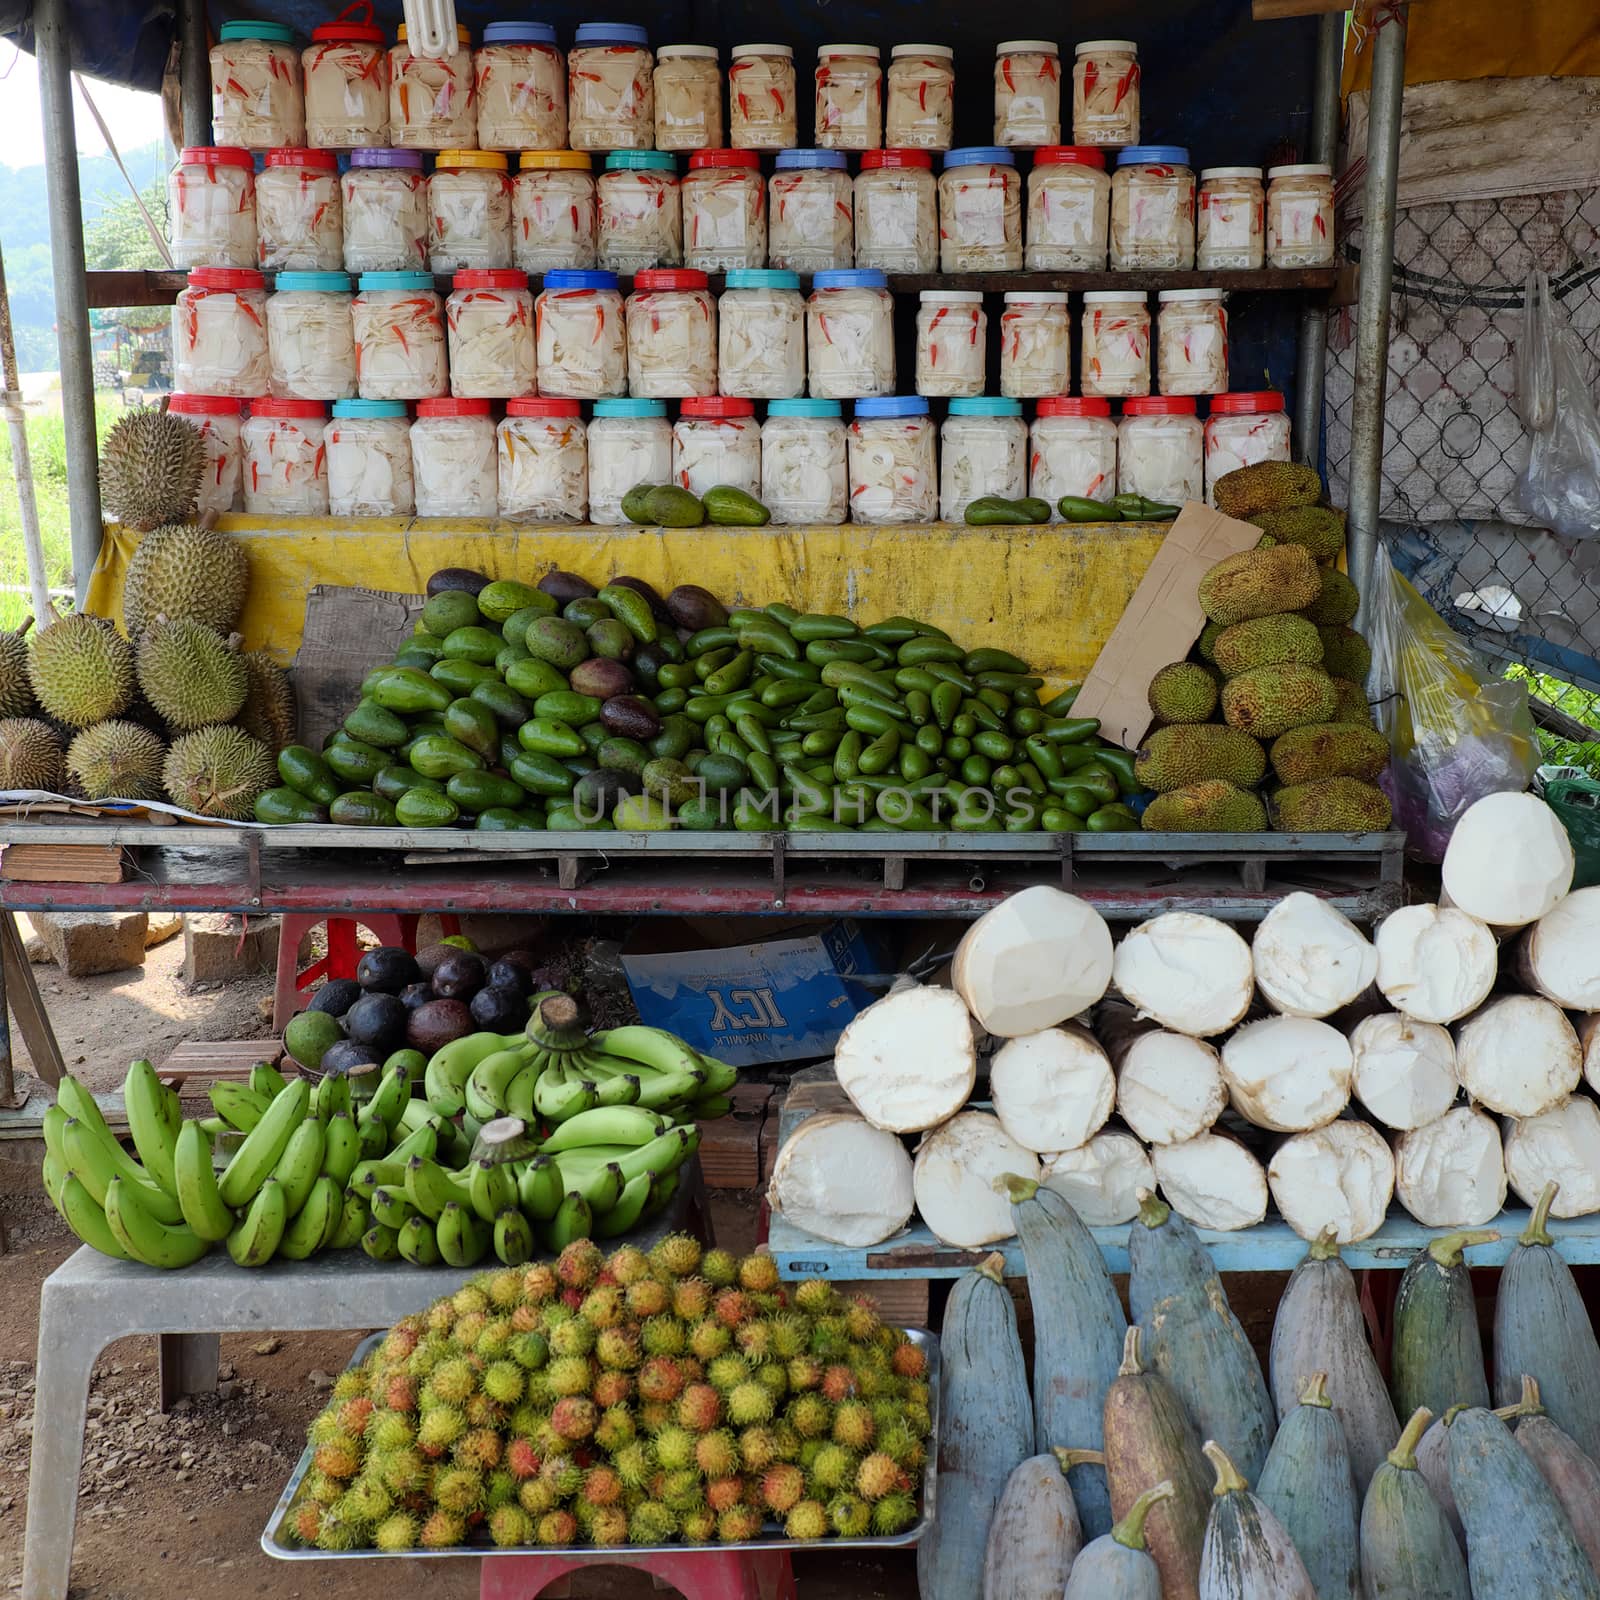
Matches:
[[479, 1549, 798, 1600], [271, 912, 461, 1029]]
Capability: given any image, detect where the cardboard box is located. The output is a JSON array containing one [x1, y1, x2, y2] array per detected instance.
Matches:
[[1070, 503, 1262, 751]]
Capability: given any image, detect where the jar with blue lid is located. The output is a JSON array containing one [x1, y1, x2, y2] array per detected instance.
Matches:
[[589, 399, 672, 524], [939, 146, 1022, 271], [807, 269, 895, 399], [534, 271, 627, 399], [569, 23, 655, 152], [476, 21, 566, 151], [325, 398, 414, 516], [1111, 146, 1195, 270], [941, 396, 1026, 521], [266, 270, 357, 400], [598, 150, 682, 272], [847, 396, 936, 523], [764, 400, 847, 525], [719, 270, 806, 399], [769, 149, 854, 273]]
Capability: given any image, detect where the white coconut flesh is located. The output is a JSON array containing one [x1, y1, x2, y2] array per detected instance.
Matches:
[[1374, 904, 1499, 1024], [1441, 790, 1575, 928], [1252, 893, 1379, 1018], [1503, 1096, 1600, 1217], [1219, 1016, 1353, 1132], [1041, 1132, 1155, 1226], [1111, 912, 1255, 1037], [1512, 886, 1600, 1009], [767, 1112, 916, 1247], [989, 1024, 1115, 1153], [1454, 994, 1581, 1119], [1349, 1012, 1460, 1131], [1267, 1121, 1396, 1243], [1581, 1015, 1600, 1095], [1115, 1029, 1228, 1145], [1394, 1105, 1507, 1228], [1151, 1132, 1269, 1231], [912, 1110, 1040, 1248], [832, 982, 976, 1133]]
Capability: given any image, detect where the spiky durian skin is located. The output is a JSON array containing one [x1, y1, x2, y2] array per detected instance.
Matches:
[[161, 725, 275, 819], [135, 618, 247, 730], [27, 614, 135, 727], [237, 650, 297, 749], [99, 409, 206, 532], [0, 718, 64, 791], [65, 720, 166, 800], [0, 620, 37, 717]]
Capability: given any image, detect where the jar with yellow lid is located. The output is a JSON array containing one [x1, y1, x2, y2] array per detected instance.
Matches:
[[389, 22, 476, 149], [513, 151, 597, 272], [429, 150, 513, 272]]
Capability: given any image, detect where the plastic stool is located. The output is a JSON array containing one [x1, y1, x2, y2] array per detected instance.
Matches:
[[271, 912, 461, 1029], [479, 1548, 799, 1600]]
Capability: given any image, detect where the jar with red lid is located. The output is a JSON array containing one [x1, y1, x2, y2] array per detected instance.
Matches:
[[412, 397, 498, 516], [242, 397, 330, 514], [210, 20, 304, 149], [475, 21, 566, 151], [168, 147, 258, 270], [853, 149, 937, 273], [673, 397, 760, 498], [1030, 395, 1118, 513], [1119, 395, 1203, 506], [1026, 146, 1110, 271], [682, 150, 765, 272], [169, 394, 245, 516], [626, 269, 717, 399], [173, 268, 270, 397], [389, 22, 476, 150], [1205, 391, 1291, 505], [446, 269, 535, 399], [430, 150, 514, 272], [303, 2, 389, 147], [498, 397, 587, 521], [257, 148, 343, 270]]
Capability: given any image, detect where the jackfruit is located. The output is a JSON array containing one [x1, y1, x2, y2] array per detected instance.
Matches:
[[27, 613, 136, 728], [1212, 614, 1324, 678], [1317, 626, 1372, 682], [1269, 722, 1390, 786], [1299, 568, 1360, 627], [1272, 775, 1393, 833], [1142, 780, 1268, 833], [1196, 620, 1226, 663], [237, 651, 298, 750], [1197, 544, 1322, 626], [1221, 664, 1338, 740], [1330, 676, 1373, 726], [122, 522, 250, 644], [66, 720, 167, 801], [1213, 460, 1323, 520], [98, 408, 205, 532], [1134, 723, 1268, 793], [1249, 504, 1346, 564], [0, 616, 36, 717], [0, 717, 64, 791], [1147, 662, 1219, 724], [162, 725, 275, 820], [136, 619, 248, 731]]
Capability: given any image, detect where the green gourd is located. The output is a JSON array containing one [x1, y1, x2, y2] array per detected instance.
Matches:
[[1198, 1442, 1318, 1600], [1063, 1482, 1175, 1600], [1358, 1406, 1470, 1600], [1495, 1375, 1600, 1576], [1391, 1229, 1498, 1420], [982, 1449, 1098, 1600]]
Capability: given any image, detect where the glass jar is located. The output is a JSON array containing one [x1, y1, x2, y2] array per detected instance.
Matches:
[[242, 398, 329, 514], [173, 268, 270, 397], [848, 397, 936, 524], [1157, 288, 1228, 397], [768, 151, 853, 273], [1081, 291, 1150, 398], [626, 268, 717, 398], [853, 150, 937, 272], [1205, 391, 1291, 506], [1026, 145, 1110, 270], [267, 271, 357, 399], [728, 45, 797, 150], [1111, 146, 1195, 270], [588, 398, 672, 524], [169, 394, 244, 517], [474, 21, 565, 151], [993, 41, 1061, 148], [1197, 167, 1264, 272], [1267, 163, 1335, 268], [446, 269, 536, 399], [498, 398, 587, 521], [412, 398, 497, 516], [941, 398, 1027, 522], [815, 45, 882, 151], [1000, 291, 1070, 399], [256, 148, 343, 270], [325, 399, 414, 516], [534, 270, 627, 399], [210, 20, 304, 150], [1072, 40, 1140, 147], [719, 270, 806, 400], [568, 23, 654, 152], [598, 152, 681, 272], [1031, 396, 1118, 513], [939, 147, 1023, 272], [915, 290, 986, 399], [807, 269, 895, 400], [886, 45, 954, 150], [351, 271, 448, 400], [673, 397, 761, 498], [683, 150, 765, 272], [430, 151, 513, 271], [1120, 396, 1204, 506], [169, 147, 257, 271], [763, 400, 847, 525], [303, 3, 388, 148], [655, 46, 722, 151], [513, 152, 596, 272], [389, 23, 476, 150], [342, 149, 428, 271]]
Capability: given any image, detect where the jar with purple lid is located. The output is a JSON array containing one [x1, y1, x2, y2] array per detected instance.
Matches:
[[342, 147, 428, 272], [475, 20, 566, 151]]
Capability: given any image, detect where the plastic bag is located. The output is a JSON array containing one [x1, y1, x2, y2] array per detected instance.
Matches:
[[1515, 269, 1600, 539], [1537, 765, 1600, 888], [1364, 545, 1540, 861]]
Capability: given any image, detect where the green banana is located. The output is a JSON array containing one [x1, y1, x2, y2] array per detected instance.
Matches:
[[278, 1175, 341, 1259], [538, 1191, 593, 1253], [694, 1052, 740, 1095], [573, 1054, 642, 1106], [350, 1157, 408, 1191], [354, 1107, 390, 1159], [319, 1111, 362, 1186], [537, 1105, 672, 1153], [162, 1085, 183, 1130], [42, 1148, 68, 1215], [533, 1057, 598, 1122], [436, 1200, 490, 1267], [424, 1031, 528, 1118], [250, 1061, 289, 1101], [329, 1187, 369, 1250], [551, 1156, 625, 1214], [61, 1117, 185, 1225], [209, 1081, 272, 1135], [632, 1068, 707, 1112], [517, 1156, 564, 1221], [361, 1222, 401, 1261], [594, 1171, 654, 1238], [123, 1059, 179, 1197], [371, 1184, 415, 1230], [505, 1061, 542, 1123], [397, 1214, 442, 1266], [590, 1025, 707, 1078], [493, 1207, 534, 1266], [642, 1168, 681, 1220], [105, 1175, 210, 1269], [227, 1177, 289, 1267], [197, 1115, 230, 1138], [42, 1101, 69, 1167], [404, 1155, 472, 1221], [692, 1092, 733, 1118], [466, 1044, 538, 1123], [271, 1118, 326, 1217], [58, 1171, 131, 1259], [363, 1063, 411, 1135], [217, 1077, 312, 1209], [387, 1120, 440, 1164], [467, 1158, 518, 1224], [555, 1127, 695, 1187], [396, 1097, 436, 1136], [313, 1072, 352, 1123], [173, 1119, 236, 1242]]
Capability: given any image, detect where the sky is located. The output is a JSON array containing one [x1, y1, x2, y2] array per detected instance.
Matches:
[[0, 40, 165, 169]]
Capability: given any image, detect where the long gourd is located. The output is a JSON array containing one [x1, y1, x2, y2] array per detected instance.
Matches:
[[1063, 1482, 1175, 1600], [1198, 1442, 1318, 1600], [1413, 1407, 1467, 1551], [1495, 1376, 1600, 1575], [1391, 1230, 1497, 1420], [1358, 1407, 1470, 1600], [982, 1449, 1097, 1600], [1006, 1174, 1126, 1537]]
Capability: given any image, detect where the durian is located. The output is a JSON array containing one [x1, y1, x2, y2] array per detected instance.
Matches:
[[0, 617, 36, 717], [27, 613, 136, 727], [161, 725, 275, 819], [237, 651, 297, 749], [66, 720, 167, 801], [0, 717, 64, 791], [98, 408, 205, 532], [136, 619, 248, 730], [122, 522, 249, 643]]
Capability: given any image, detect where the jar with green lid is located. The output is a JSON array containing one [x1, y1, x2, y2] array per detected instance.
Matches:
[[211, 20, 305, 148], [598, 151, 681, 272]]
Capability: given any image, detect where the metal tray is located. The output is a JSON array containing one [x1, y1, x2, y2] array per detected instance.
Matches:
[[262, 1327, 939, 1558]]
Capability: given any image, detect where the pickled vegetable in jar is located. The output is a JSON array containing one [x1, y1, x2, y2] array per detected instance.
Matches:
[[257, 147, 343, 271], [534, 269, 627, 399], [1026, 145, 1109, 271], [848, 396, 936, 524], [942, 398, 1026, 522], [568, 23, 654, 152], [1110, 146, 1195, 270], [169, 394, 244, 517], [1157, 288, 1228, 397], [211, 20, 304, 150], [1000, 291, 1070, 400], [430, 151, 513, 272], [655, 45, 722, 151], [242, 397, 329, 514], [763, 399, 847, 525], [412, 397, 498, 516], [389, 23, 476, 150], [514, 152, 596, 272], [768, 150, 853, 274], [325, 399, 414, 516], [1205, 391, 1291, 505], [1119, 395, 1203, 506], [853, 149, 937, 273], [351, 271, 448, 400], [267, 271, 357, 400], [1267, 163, 1335, 268], [683, 149, 765, 272], [446, 268, 536, 399], [598, 151, 681, 273], [474, 21, 566, 151], [169, 146, 257, 270], [1080, 290, 1150, 398], [815, 45, 882, 151], [342, 149, 427, 272], [886, 45, 954, 150], [673, 397, 761, 498], [993, 40, 1061, 148], [938, 147, 1022, 272], [807, 269, 895, 400], [1072, 40, 1139, 147], [626, 268, 717, 399], [303, 2, 389, 148], [915, 290, 986, 399], [1197, 167, 1264, 272], [588, 398, 671, 524], [498, 398, 587, 522], [719, 269, 805, 400], [173, 268, 270, 398], [1030, 396, 1118, 513], [728, 44, 796, 150]]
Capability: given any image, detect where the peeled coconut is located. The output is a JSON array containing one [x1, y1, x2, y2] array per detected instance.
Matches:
[[912, 1110, 1039, 1248], [1111, 912, 1254, 1037], [1441, 790, 1574, 928], [1252, 893, 1378, 1018], [1349, 1012, 1460, 1131], [767, 1112, 916, 1246], [1112, 1027, 1227, 1146], [1150, 1132, 1269, 1231], [1267, 1120, 1396, 1243], [1219, 1015, 1353, 1132], [1581, 1015, 1600, 1094], [989, 1024, 1115, 1153], [1454, 994, 1581, 1118], [1510, 886, 1600, 1009], [1503, 1096, 1600, 1217], [1040, 1132, 1155, 1226], [1374, 903, 1499, 1024], [832, 982, 975, 1133], [1394, 1105, 1507, 1228]]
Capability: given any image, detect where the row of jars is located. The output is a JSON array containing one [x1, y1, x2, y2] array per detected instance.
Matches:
[[215, 16, 1143, 156]]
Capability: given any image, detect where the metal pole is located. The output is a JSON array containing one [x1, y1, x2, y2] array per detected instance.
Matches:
[[35, 0, 103, 608], [1346, 4, 1408, 611], [178, 0, 211, 148], [0, 246, 54, 623]]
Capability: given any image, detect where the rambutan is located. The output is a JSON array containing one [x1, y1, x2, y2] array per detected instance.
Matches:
[[829, 1492, 871, 1537], [551, 1397, 597, 1442], [902, 1402, 932, 1439], [509, 1331, 549, 1372], [727, 1380, 775, 1426], [713, 1288, 753, 1329], [717, 1504, 764, 1543], [701, 1247, 739, 1287], [650, 1232, 702, 1279], [578, 1284, 623, 1330], [486, 1467, 517, 1512], [832, 1400, 875, 1451], [587, 1505, 629, 1546], [332, 1369, 368, 1403], [856, 1451, 902, 1501], [450, 1284, 488, 1319], [621, 1277, 669, 1320], [739, 1425, 780, 1472], [819, 1363, 857, 1403], [764, 1314, 806, 1361], [735, 1320, 773, 1361], [787, 1356, 823, 1392], [754, 1363, 790, 1402], [545, 1355, 594, 1397], [372, 1445, 426, 1496], [672, 1277, 713, 1322], [524, 1371, 554, 1409], [381, 1370, 418, 1414], [593, 1368, 634, 1409], [853, 1364, 894, 1401], [425, 1302, 456, 1336], [878, 1422, 926, 1474], [476, 1319, 514, 1361], [452, 1312, 488, 1351], [843, 1295, 880, 1342], [660, 1468, 704, 1513], [689, 1427, 735, 1479], [548, 1317, 596, 1359], [521, 1264, 558, 1304], [555, 1239, 603, 1290], [788, 1393, 833, 1440], [313, 1509, 365, 1551], [760, 1462, 805, 1514], [465, 1392, 506, 1429], [605, 1244, 651, 1286], [340, 1476, 391, 1525], [652, 1423, 697, 1472], [705, 1474, 745, 1513], [793, 1279, 834, 1315], [638, 1356, 688, 1404], [425, 1357, 478, 1408], [638, 1398, 675, 1434], [535, 1509, 578, 1547], [506, 1436, 541, 1481], [809, 1320, 850, 1363], [681, 1506, 717, 1544], [872, 1490, 917, 1534], [630, 1501, 678, 1544], [676, 1383, 722, 1433], [412, 1509, 463, 1550], [596, 1325, 642, 1371], [416, 1407, 466, 1458], [785, 1499, 828, 1540], [773, 1420, 803, 1462], [576, 1461, 622, 1507], [680, 1356, 705, 1384], [292, 1502, 324, 1545], [706, 1353, 751, 1392], [737, 1251, 779, 1293], [308, 1407, 344, 1446], [539, 1454, 582, 1497], [517, 1477, 556, 1517], [303, 1469, 343, 1506], [313, 1437, 360, 1480], [808, 1441, 857, 1493], [479, 1359, 524, 1406], [594, 1403, 636, 1452], [614, 1439, 656, 1490], [485, 1503, 530, 1548], [454, 1427, 502, 1472], [890, 1339, 927, 1379], [641, 1313, 688, 1357]]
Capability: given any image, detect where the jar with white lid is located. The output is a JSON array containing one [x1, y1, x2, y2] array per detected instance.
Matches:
[[941, 398, 1026, 522], [173, 269, 270, 397], [1197, 167, 1264, 271], [1081, 291, 1150, 398], [267, 271, 357, 399], [302, 2, 388, 147], [1120, 396, 1203, 506], [210, 20, 305, 150], [169, 394, 244, 517], [853, 150, 937, 272], [1030, 396, 1118, 513], [626, 269, 717, 398], [815, 45, 882, 151], [325, 399, 414, 516], [993, 41, 1061, 148], [939, 147, 1022, 271], [412, 398, 498, 516], [588, 399, 672, 523], [446, 269, 536, 398], [474, 21, 566, 151], [654, 46, 722, 150], [808, 269, 895, 399], [598, 152, 681, 272], [768, 151, 853, 273], [1000, 292, 1070, 399], [1026, 145, 1110, 270], [169, 147, 257, 270], [886, 45, 954, 150], [498, 398, 587, 521], [763, 400, 846, 525], [242, 398, 330, 514], [848, 397, 935, 523], [1111, 146, 1195, 270], [915, 291, 986, 399], [535, 270, 627, 399], [568, 23, 654, 152], [389, 23, 476, 150], [1157, 288, 1228, 397], [342, 149, 428, 271], [718, 270, 805, 400], [728, 45, 797, 149], [1267, 164, 1335, 268], [1205, 390, 1291, 505], [430, 151, 513, 272], [513, 152, 596, 272], [683, 150, 765, 271], [351, 271, 448, 400], [673, 397, 761, 497], [1072, 41, 1140, 147], [257, 148, 343, 270]]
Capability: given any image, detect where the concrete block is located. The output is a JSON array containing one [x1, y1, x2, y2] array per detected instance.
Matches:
[[28, 911, 149, 977], [183, 914, 281, 986], [145, 912, 184, 949]]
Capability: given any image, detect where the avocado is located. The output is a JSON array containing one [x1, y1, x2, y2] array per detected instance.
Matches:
[[426, 567, 489, 598], [406, 997, 475, 1054], [486, 957, 536, 996], [319, 1038, 382, 1076], [469, 985, 527, 1032], [398, 981, 434, 1011], [536, 569, 598, 604], [643, 485, 704, 527], [356, 946, 421, 994], [523, 615, 590, 671], [701, 485, 771, 526], [621, 483, 660, 524], [421, 589, 481, 637], [570, 658, 635, 701], [308, 978, 362, 1018], [430, 949, 487, 1000], [284, 1010, 344, 1071], [563, 596, 611, 628], [666, 585, 729, 631], [343, 992, 409, 1052], [587, 618, 636, 662], [599, 695, 662, 741], [476, 579, 543, 623]]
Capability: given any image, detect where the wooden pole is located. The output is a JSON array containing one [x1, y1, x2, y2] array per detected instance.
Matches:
[[0, 244, 54, 624]]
